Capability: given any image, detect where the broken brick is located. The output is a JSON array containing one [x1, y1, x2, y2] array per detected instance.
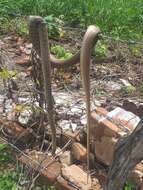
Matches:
[[62, 164, 92, 190], [90, 107, 140, 165], [56, 176, 76, 190], [72, 142, 87, 162]]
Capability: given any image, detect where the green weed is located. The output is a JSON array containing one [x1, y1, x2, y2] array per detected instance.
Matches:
[[44, 15, 64, 38], [51, 45, 72, 59], [94, 41, 108, 58], [120, 85, 136, 95], [124, 182, 135, 190], [0, 144, 12, 164], [0, 170, 17, 190]]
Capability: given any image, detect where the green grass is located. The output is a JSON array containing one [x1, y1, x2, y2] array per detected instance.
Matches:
[[0, 171, 17, 190], [0, 0, 143, 40]]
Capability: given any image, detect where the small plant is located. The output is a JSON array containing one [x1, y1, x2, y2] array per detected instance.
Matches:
[[0, 144, 12, 164], [129, 45, 142, 57], [44, 15, 64, 38], [120, 85, 136, 95], [124, 182, 135, 190], [0, 69, 17, 80], [51, 45, 72, 59], [94, 41, 108, 58]]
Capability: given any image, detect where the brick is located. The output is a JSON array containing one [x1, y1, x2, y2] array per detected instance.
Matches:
[[62, 164, 92, 190], [72, 143, 87, 162], [60, 151, 72, 166], [94, 136, 118, 166], [90, 107, 140, 166], [95, 107, 108, 116], [91, 112, 118, 139]]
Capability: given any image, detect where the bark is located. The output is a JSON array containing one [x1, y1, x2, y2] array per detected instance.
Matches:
[[104, 119, 143, 190]]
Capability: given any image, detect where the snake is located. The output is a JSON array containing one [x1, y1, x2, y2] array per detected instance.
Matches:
[[28, 16, 100, 166]]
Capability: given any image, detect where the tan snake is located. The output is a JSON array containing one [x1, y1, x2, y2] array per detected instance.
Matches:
[[28, 16, 100, 167]]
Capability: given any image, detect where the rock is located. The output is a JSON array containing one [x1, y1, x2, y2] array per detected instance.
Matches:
[[56, 176, 76, 190], [123, 99, 138, 115], [60, 151, 72, 166], [123, 100, 143, 118], [92, 177, 101, 190], [62, 164, 92, 190], [120, 79, 133, 87], [72, 143, 87, 162], [58, 120, 71, 131], [129, 163, 143, 186], [71, 123, 77, 132], [18, 109, 33, 125], [24, 43, 32, 55], [105, 81, 122, 91], [15, 55, 30, 66], [19, 150, 61, 183], [138, 104, 143, 118]]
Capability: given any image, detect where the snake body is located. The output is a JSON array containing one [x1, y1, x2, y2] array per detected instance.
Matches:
[[80, 26, 100, 170], [29, 16, 100, 167], [29, 16, 80, 68]]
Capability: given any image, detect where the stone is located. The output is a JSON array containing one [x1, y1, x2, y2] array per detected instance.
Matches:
[[138, 105, 143, 118], [19, 150, 61, 183], [62, 164, 92, 190], [15, 55, 30, 65], [123, 99, 138, 115], [4, 121, 25, 137], [72, 143, 87, 162], [123, 100, 143, 118], [129, 163, 143, 186], [92, 178, 101, 190], [56, 176, 76, 190], [60, 151, 72, 166]]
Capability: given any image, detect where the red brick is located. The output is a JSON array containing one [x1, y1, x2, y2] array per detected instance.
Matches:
[[72, 143, 87, 162], [91, 112, 118, 139], [95, 107, 108, 116]]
